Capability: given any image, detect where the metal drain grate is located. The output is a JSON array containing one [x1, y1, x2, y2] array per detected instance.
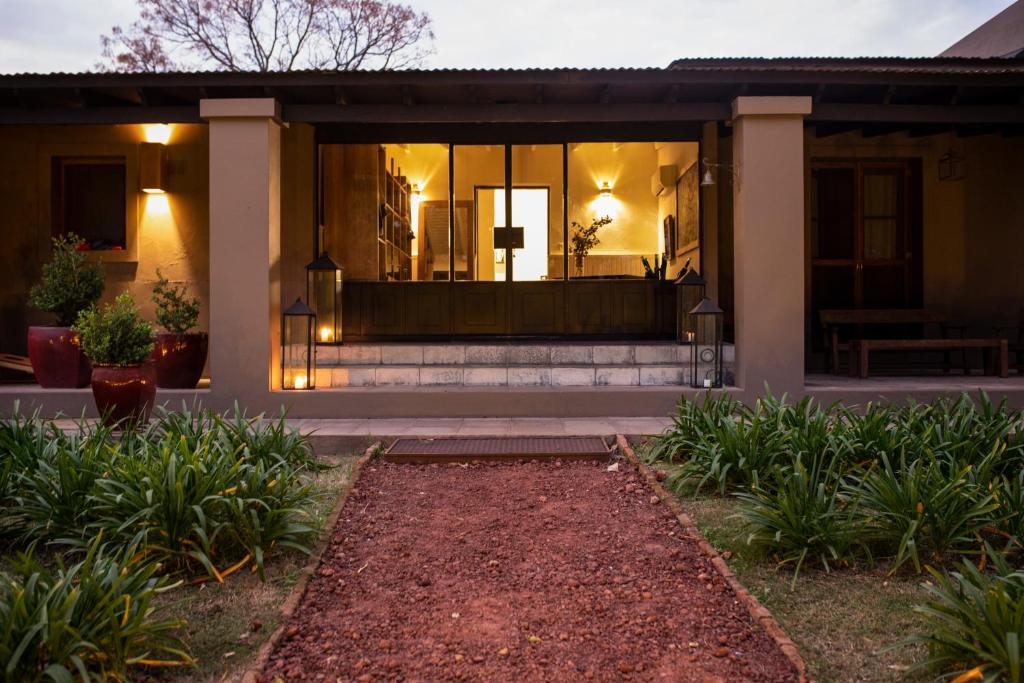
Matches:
[[384, 437, 610, 462]]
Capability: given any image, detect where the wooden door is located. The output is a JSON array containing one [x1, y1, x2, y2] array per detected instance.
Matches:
[[810, 159, 922, 348]]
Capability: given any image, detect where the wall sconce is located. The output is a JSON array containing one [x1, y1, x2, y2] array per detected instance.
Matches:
[[599, 181, 612, 197], [938, 149, 966, 181], [143, 123, 172, 144], [139, 143, 165, 194], [699, 157, 737, 187]]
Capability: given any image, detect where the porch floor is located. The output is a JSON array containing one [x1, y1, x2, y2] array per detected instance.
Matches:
[[805, 373, 1024, 392]]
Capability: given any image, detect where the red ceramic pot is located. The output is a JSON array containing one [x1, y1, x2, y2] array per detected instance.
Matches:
[[90, 364, 157, 426], [27, 326, 92, 388], [152, 332, 208, 389]]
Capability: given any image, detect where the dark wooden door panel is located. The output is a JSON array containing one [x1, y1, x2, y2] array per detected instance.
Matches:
[[452, 283, 508, 334], [404, 283, 450, 335], [361, 284, 404, 336], [566, 282, 611, 334], [611, 282, 656, 333], [511, 282, 564, 335]]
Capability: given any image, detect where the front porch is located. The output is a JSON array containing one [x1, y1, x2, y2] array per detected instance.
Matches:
[[1, 63, 1023, 417]]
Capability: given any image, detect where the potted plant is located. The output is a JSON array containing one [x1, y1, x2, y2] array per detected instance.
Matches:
[[74, 292, 156, 425], [27, 233, 105, 387], [569, 215, 612, 278], [150, 270, 207, 388]]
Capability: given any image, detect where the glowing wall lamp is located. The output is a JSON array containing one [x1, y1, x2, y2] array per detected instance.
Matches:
[[140, 124, 172, 194], [599, 181, 612, 198]]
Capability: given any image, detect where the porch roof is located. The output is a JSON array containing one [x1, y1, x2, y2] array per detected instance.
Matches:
[[1, 59, 1022, 138]]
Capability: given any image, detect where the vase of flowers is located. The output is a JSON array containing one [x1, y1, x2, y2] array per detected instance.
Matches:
[[27, 233, 105, 388], [74, 292, 156, 426], [570, 215, 612, 278], [150, 270, 207, 389]]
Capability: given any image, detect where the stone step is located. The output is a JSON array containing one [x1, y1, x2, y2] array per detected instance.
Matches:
[[317, 364, 692, 388], [318, 343, 735, 367]]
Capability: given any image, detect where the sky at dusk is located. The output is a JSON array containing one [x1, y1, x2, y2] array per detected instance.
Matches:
[[0, 0, 1015, 73]]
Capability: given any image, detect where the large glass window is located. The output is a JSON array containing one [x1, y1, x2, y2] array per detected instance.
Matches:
[[321, 141, 698, 283]]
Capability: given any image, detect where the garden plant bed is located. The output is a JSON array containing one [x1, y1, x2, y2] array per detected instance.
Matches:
[[259, 459, 801, 682]]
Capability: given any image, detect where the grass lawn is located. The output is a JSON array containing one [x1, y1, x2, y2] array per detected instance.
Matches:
[[682, 494, 932, 683], [154, 452, 360, 682]]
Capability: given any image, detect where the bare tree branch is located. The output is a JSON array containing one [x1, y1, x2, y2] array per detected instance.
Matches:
[[97, 0, 434, 72]]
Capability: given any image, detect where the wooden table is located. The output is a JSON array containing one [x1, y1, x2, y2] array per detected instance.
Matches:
[[849, 338, 1008, 379]]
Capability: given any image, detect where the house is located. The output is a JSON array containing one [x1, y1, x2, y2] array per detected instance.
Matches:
[[1, 16, 1023, 417]]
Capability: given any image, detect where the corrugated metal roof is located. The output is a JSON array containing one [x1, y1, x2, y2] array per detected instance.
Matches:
[[2, 57, 1024, 79]]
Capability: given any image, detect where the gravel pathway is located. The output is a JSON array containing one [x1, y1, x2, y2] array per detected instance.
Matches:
[[260, 460, 799, 682]]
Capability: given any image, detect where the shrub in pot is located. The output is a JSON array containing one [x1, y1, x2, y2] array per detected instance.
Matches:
[[74, 292, 156, 425], [150, 269, 207, 389], [27, 233, 105, 387]]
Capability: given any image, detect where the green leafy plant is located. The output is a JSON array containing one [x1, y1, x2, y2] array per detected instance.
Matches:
[[74, 292, 155, 366], [569, 215, 612, 259], [29, 232, 105, 327], [151, 269, 201, 334], [0, 535, 192, 681], [908, 547, 1024, 682], [737, 452, 863, 588]]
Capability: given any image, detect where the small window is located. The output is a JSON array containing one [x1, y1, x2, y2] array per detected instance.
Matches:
[[52, 157, 127, 251]]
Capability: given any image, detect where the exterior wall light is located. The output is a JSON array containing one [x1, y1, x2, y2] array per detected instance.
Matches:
[[938, 149, 966, 181], [689, 297, 724, 389], [675, 268, 706, 343], [599, 181, 612, 197], [139, 142, 166, 194], [282, 297, 316, 390], [699, 157, 737, 187], [306, 252, 343, 344], [143, 124, 172, 144]]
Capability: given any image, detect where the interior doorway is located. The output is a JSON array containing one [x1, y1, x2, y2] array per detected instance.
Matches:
[[476, 187, 551, 282]]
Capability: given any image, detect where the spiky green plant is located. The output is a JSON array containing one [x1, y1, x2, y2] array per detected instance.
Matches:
[[908, 547, 1024, 682], [0, 535, 191, 681]]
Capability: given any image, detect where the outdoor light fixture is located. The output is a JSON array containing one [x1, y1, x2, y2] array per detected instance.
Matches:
[[599, 181, 612, 197], [139, 143, 166, 194], [689, 297, 724, 389], [675, 268, 707, 343], [305, 252, 343, 344], [143, 124, 172, 144], [282, 297, 316, 390], [699, 157, 736, 187], [938, 149, 966, 181]]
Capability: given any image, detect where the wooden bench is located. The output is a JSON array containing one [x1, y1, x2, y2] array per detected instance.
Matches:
[[849, 338, 1008, 379], [0, 353, 33, 375], [820, 309, 950, 375]]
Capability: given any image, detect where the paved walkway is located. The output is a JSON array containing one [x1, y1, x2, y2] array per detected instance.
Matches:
[[290, 416, 672, 437]]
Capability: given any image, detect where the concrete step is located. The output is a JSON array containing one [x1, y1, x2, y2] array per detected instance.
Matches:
[[317, 364, 692, 388], [318, 342, 735, 367]]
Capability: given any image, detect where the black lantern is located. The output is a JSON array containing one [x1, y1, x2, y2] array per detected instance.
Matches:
[[282, 297, 315, 390], [675, 268, 706, 343], [689, 297, 724, 389], [306, 252, 343, 344]]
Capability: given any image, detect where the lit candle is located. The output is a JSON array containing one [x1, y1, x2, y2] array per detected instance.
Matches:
[[686, 331, 695, 343], [294, 375, 307, 390], [319, 326, 331, 343]]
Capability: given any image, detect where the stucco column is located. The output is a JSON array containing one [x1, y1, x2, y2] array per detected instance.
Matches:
[[200, 98, 282, 405], [731, 96, 812, 396]]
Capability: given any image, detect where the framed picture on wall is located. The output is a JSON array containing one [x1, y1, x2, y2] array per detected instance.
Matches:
[[663, 215, 676, 259], [676, 163, 699, 256]]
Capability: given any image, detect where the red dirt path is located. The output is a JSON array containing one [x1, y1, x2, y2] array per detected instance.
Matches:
[[260, 460, 799, 682]]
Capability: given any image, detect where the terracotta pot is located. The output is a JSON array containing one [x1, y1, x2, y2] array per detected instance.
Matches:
[[152, 332, 208, 389], [27, 326, 92, 388], [90, 364, 157, 426]]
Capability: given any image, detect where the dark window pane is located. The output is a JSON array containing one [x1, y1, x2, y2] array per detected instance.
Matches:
[[811, 167, 855, 260], [53, 158, 126, 249]]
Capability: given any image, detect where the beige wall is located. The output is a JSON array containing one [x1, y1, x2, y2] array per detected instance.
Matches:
[[656, 141, 700, 275], [0, 123, 209, 359], [804, 129, 1024, 331]]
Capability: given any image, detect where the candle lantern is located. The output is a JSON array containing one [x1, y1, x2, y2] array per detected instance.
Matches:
[[282, 297, 315, 390], [306, 252, 343, 344], [674, 268, 706, 343], [689, 297, 724, 389]]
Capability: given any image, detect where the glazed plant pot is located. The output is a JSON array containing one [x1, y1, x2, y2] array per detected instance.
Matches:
[[27, 326, 92, 388], [153, 332, 208, 389], [90, 364, 157, 426]]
